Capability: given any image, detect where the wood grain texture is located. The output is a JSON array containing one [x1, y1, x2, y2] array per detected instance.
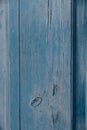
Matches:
[[20, 0, 72, 130], [0, 0, 9, 130], [0, 0, 86, 130], [74, 0, 87, 129], [9, 0, 19, 130]]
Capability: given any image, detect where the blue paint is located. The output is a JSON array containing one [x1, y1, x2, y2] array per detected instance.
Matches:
[[9, 0, 19, 130], [20, 0, 72, 130], [0, 0, 9, 130], [0, 0, 87, 130], [74, 0, 87, 129]]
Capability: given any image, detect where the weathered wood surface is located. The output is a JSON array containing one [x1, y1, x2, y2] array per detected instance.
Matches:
[[0, 0, 9, 130], [74, 0, 87, 129], [0, 0, 19, 130], [0, 0, 87, 130], [20, 0, 72, 130], [9, 0, 19, 130]]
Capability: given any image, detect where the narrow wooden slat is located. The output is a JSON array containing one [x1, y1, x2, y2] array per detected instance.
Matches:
[[0, 0, 9, 130], [20, 0, 72, 130], [9, 0, 19, 130], [75, 0, 87, 129]]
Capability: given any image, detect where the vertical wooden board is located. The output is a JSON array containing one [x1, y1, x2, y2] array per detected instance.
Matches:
[[0, 0, 9, 130], [9, 0, 19, 130], [75, 0, 87, 129], [20, 0, 72, 130]]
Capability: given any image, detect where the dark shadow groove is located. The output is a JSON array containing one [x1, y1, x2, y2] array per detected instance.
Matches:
[[71, 0, 77, 130], [18, 0, 21, 130]]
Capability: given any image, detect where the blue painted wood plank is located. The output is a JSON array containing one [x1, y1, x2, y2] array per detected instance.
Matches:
[[20, 0, 72, 130], [9, 0, 19, 130], [0, 0, 9, 130], [73, 0, 87, 129]]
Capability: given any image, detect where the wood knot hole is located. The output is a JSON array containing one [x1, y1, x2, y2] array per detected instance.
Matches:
[[30, 96, 42, 108]]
